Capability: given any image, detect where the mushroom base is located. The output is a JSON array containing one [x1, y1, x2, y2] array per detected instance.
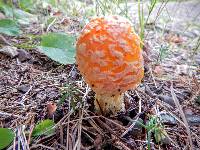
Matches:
[[94, 93, 125, 115]]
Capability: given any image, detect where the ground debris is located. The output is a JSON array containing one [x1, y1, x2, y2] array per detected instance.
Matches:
[[0, 46, 18, 58], [17, 84, 31, 93], [0, 0, 200, 150]]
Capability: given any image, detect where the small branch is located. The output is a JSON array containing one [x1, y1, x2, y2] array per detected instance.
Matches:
[[0, 111, 26, 119], [0, 35, 13, 46], [135, 90, 142, 113], [20, 85, 33, 107], [31, 144, 55, 150], [149, 66, 158, 88], [46, 18, 57, 32], [170, 83, 193, 150]]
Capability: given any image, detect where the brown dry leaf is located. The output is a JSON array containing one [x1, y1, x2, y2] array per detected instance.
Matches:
[[47, 102, 57, 117], [154, 65, 164, 76], [61, 18, 70, 25], [143, 42, 152, 64], [165, 34, 184, 44], [94, 134, 103, 150], [53, 11, 62, 16]]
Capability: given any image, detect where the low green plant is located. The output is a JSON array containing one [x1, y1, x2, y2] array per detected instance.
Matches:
[[157, 44, 169, 63], [0, 1, 37, 25], [138, 0, 144, 43], [59, 83, 83, 111], [146, 116, 167, 149], [146, 0, 158, 25], [95, 0, 129, 17], [138, 0, 159, 45], [137, 116, 168, 150], [193, 36, 200, 53], [18, 0, 34, 12], [32, 119, 55, 137]]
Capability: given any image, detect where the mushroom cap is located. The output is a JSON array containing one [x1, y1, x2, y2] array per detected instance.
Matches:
[[76, 16, 144, 95]]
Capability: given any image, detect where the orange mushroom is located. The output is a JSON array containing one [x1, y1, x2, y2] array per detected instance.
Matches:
[[76, 15, 144, 115]]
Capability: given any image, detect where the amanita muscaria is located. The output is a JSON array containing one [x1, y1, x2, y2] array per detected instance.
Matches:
[[76, 15, 144, 115]]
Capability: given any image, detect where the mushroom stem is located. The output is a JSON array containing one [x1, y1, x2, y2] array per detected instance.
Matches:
[[94, 93, 125, 115]]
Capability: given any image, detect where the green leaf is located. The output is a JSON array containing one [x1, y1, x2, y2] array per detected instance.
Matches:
[[45, 0, 56, 6], [195, 95, 200, 105], [0, 2, 13, 17], [32, 119, 55, 137], [154, 128, 167, 144], [0, 128, 14, 149], [0, 19, 21, 36], [14, 9, 37, 25], [38, 32, 76, 64], [0, 3, 37, 25], [19, 0, 34, 12]]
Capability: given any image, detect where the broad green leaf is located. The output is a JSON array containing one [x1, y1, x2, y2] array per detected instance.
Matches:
[[32, 119, 55, 137], [0, 128, 14, 149], [0, 19, 21, 36], [38, 32, 76, 64]]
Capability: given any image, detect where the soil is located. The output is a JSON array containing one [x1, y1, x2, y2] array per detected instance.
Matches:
[[0, 0, 200, 150]]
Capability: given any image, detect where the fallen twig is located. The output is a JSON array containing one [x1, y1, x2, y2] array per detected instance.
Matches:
[[170, 82, 193, 150]]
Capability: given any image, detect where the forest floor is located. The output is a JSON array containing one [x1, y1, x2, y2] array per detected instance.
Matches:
[[0, 0, 200, 150]]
